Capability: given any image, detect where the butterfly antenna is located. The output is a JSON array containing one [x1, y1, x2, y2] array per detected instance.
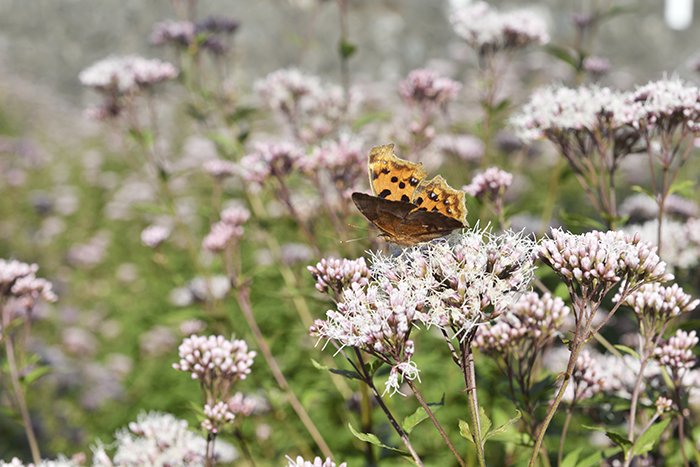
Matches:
[[340, 236, 366, 244]]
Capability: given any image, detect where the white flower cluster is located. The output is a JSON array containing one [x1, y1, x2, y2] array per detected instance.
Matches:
[[618, 282, 699, 321], [463, 167, 513, 201], [398, 68, 461, 108], [92, 411, 236, 466], [654, 329, 698, 377], [307, 257, 370, 297], [201, 401, 236, 433], [475, 292, 569, 354], [254, 69, 357, 143], [572, 349, 608, 400], [0, 458, 78, 467], [311, 228, 536, 395], [538, 229, 672, 292], [140, 224, 171, 249], [173, 335, 256, 384], [202, 205, 250, 253], [311, 281, 424, 395], [203, 159, 237, 179], [0, 258, 56, 303], [451, 1, 549, 53], [513, 78, 700, 142], [238, 141, 305, 186], [629, 77, 700, 131], [511, 85, 632, 141], [286, 456, 347, 467], [79, 56, 178, 94]]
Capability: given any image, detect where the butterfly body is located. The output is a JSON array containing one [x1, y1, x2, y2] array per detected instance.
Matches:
[[352, 144, 467, 246]]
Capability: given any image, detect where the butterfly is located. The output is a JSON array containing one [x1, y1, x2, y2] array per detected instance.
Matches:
[[351, 144, 467, 246]]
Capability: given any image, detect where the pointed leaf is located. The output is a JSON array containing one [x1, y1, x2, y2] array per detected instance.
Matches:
[[606, 431, 633, 450], [458, 419, 474, 444], [484, 410, 522, 442], [22, 365, 50, 385], [560, 448, 581, 467], [614, 345, 641, 360], [401, 396, 444, 434], [310, 359, 361, 380], [348, 423, 408, 454], [632, 418, 671, 456], [479, 406, 492, 439], [577, 451, 603, 467]]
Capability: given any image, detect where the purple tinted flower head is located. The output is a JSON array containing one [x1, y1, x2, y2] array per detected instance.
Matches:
[[0, 259, 56, 303], [451, 2, 549, 55], [204, 159, 237, 179], [202, 221, 243, 253], [140, 224, 171, 248], [220, 204, 251, 227], [583, 56, 611, 77], [299, 135, 365, 198], [654, 329, 698, 379], [79, 56, 177, 94], [201, 401, 236, 434], [173, 335, 256, 398], [627, 78, 700, 131], [538, 229, 671, 295], [463, 167, 513, 201], [196, 16, 240, 35], [238, 141, 304, 186], [255, 68, 321, 114], [618, 282, 699, 324], [310, 281, 424, 396], [307, 257, 370, 299], [475, 292, 569, 355], [286, 456, 347, 467], [571, 349, 607, 400], [399, 69, 461, 109], [150, 20, 196, 47]]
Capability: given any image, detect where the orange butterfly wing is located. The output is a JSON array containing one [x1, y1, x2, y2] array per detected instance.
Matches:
[[353, 143, 468, 246], [368, 144, 426, 202]]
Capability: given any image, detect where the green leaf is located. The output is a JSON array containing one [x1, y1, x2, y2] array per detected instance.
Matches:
[[630, 185, 654, 198], [365, 358, 385, 377], [401, 395, 445, 434], [632, 418, 671, 456], [458, 419, 474, 444], [553, 282, 570, 300], [544, 44, 581, 70], [348, 423, 407, 454], [479, 406, 492, 439], [669, 179, 696, 197], [22, 365, 50, 385], [560, 448, 581, 467], [338, 40, 357, 59], [402, 406, 430, 434], [614, 345, 641, 360], [606, 431, 632, 450], [310, 359, 362, 380], [483, 410, 522, 442], [577, 451, 603, 467]]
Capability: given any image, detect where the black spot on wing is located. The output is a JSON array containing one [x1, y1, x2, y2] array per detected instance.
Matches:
[[431, 207, 438, 212], [428, 191, 439, 201], [409, 177, 420, 186], [401, 194, 410, 202], [391, 176, 398, 183], [415, 196, 424, 205], [379, 189, 392, 199]]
